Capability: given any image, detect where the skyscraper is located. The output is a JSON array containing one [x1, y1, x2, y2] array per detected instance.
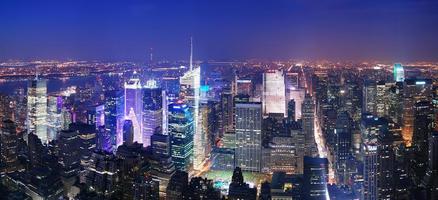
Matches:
[[47, 95, 62, 141], [303, 156, 329, 200], [302, 94, 317, 157], [143, 79, 163, 147], [123, 119, 134, 145], [97, 125, 112, 153], [335, 111, 352, 184], [287, 99, 296, 122], [424, 131, 438, 199], [263, 70, 286, 117], [360, 114, 388, 200], [179, 38, 204, 171], [402, 79, 432, 146], [27, 78, 48, 144], [235, 96, 262, 172], [168, 101, 194, 171], [375, 81, 387, 117], [393, 63, 404, 82], [124, 72, 143, 144], [362, 80, 376, 115], [0, 119, 19, 173]]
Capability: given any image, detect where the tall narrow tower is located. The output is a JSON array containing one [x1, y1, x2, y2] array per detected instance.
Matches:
[[124, 72, 143, 144], [179, 37, 205, 171], [27, 74, 48, 144]]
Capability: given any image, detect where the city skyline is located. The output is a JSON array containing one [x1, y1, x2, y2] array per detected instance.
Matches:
[[1, 1, 438, 200]]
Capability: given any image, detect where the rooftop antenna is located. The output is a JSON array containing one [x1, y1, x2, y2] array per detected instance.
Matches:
[[149, 47, 153, 63], [190, 36, 193, 71]]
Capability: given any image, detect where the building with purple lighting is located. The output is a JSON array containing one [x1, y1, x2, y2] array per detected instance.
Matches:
[[124, 72, 144, 144]]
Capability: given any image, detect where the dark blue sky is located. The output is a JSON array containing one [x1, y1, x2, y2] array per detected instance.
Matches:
[[1, 0, 438, 61]]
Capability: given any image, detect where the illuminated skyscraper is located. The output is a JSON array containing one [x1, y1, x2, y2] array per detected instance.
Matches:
[[235, 96, 262, 172], [124, 72, 143, 144], [363, 80, 376, 115], [168, 100, 194, 171], [27, 78, 48, 144], [302, 94, 317, 157], [179, 38, 204, 171], [143, 79, 163, 147], [360, 114, 388, 200], [375, 81, 387, 117], [424, 131, 438, 199], [0, 120, 19, 173], [402, 79, 432, 146], [393, 63, 404, 82], [47, 95, 63, 141], [303, 157, 329, 200], [263, 70, 286, 117]]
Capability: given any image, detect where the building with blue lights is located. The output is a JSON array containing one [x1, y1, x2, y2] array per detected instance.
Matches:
[[393, 63, 404, 82], [168, 100, 194, 171]]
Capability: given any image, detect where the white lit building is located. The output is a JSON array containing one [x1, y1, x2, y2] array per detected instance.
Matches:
[[124, 72, 143, 144], [27, 78, 48, 144], [263, 70, 286, 117]]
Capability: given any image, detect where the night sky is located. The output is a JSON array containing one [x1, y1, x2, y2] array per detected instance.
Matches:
[[1, 0, 438, 61]]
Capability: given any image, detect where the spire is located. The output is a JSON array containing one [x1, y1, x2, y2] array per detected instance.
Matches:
[[190, 36, 193, 71]]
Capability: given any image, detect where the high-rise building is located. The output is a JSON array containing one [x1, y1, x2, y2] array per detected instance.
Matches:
[[267, 136, 296, 173], [287, 99, 296, 122], [402, 79, 432, 146], [27, 78, 48, 144], [219, 91, 234, 135], [377, 131, 396, 200], [180, 39, 204, 171], [168, 101, 194, 171], [123, 119, 134, 145], [335, 111, 352, 184], [235, 97, 262, 172], [47, 95, 63, 141], [143, 79, 163, 147], [97, 125, 112, 153], [85, 151, 119, 197], [375, 81, 387, 117], [0, 119, 19, 173], [150, 130, 176, 197], [393, 63, 404, 82], [104, 91, 123, 149], [303, 156, 329, 200], [424, 131, 438, 199], [263, 70, 286, 117], [288, 89, 305, 120], [360, 114, 388, 200], [363, 80, 376, 115], [69, 122, 96, 183], [302, 94, 317, 157], [228, 167, 258, 200], [166, 171, 189, 200], [58, 129, 81, 195], [124, 72, 144, 144]]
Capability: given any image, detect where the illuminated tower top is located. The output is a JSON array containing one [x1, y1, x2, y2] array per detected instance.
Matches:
[[393, 63, 404, 82]]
